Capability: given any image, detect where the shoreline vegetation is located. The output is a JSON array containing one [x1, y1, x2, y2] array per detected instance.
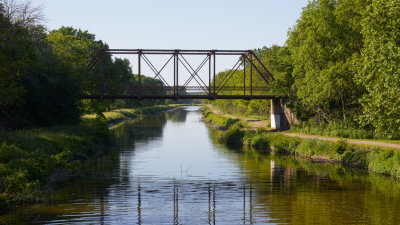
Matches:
[[0, 104, 181, 212], [202, 106, 400, 179]]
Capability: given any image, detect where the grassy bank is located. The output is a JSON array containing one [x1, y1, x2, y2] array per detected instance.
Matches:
[[0, 124, 110, 211], [202, 107, 240, 128], [0, 104, 179, 212], [202, 107, 400, 178], [82, 105, 178, 125]]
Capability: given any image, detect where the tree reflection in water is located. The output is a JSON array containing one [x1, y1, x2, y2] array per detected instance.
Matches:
[[2, 106, 400, 225]]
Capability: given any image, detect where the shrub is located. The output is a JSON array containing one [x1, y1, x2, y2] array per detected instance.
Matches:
[[295, 139, 341, 161], [220, 124, 244, 147], [341, 149, 368, 168], [0, 124, 110, 209], [291, 120, 375, 139], [333, 139, 348, 155], [367, 148, 400, 177], [250, 135, 270, 150]]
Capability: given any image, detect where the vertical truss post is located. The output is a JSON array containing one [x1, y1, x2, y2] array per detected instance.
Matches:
[[243, 55, 246, 96], [250, 51, 253, 97], [213, 51, 216, 98], [208, 53, 211, 96], [175, 50, 179, 97], [173, 51, 176, 95], [138, 49, 142, 99], [100, 53, 105, 99]]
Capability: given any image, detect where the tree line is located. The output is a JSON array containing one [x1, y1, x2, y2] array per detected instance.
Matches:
[[0, 1, 168, 129], [213, 0, 400, 139]]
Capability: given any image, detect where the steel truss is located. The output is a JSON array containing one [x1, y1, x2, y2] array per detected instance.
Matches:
[[84, 49, 275, 100]]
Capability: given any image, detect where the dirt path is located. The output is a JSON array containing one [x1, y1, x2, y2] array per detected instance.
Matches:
[[206, 105, 400, 150], [283, 133, 400, 149], [206, 105, 270, 129]]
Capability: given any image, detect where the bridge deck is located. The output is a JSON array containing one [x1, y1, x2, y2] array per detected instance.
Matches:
[[82, 95, 277, 100]]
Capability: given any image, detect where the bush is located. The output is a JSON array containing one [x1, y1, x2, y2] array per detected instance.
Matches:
[[295, 139, 341, 161], [333, 139, 348, 155], [250, 135, 270, 150], [367, 149, 400, 177], [202, 107, 240, 128], [291, 120, 375, 139], [341, 149, 368, 168], [0, 124, 110, 209], [220, 124, 245, 147]]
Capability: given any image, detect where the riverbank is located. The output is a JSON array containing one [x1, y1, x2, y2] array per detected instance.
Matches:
[[0, 124, 110, 212], [205, 104, 400, 150], [82, 104, 180, 126], [203, 106, 400, 178], [0, 104, 181, 212]]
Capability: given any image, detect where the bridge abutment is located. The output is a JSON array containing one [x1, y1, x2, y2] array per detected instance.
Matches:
[[270, 99, 297, 131]]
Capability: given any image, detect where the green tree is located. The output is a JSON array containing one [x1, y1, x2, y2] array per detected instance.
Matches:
[[0, 6, 81, 128], [356, 0, 400, 138], [0, 4, 31, 116], [287, 0, 369, 123]]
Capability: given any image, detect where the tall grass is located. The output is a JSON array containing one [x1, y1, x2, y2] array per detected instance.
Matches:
[[291, 121, 374, 139], [202, 107, 239, 128], [82, 105, 176, 125], [0, 124, 110, 210]]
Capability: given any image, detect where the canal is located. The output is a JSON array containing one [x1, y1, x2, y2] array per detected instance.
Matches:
[[1, 106, 400, 224]]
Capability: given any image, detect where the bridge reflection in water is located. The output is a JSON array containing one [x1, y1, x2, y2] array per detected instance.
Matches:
[[126, 183, 255, 225]]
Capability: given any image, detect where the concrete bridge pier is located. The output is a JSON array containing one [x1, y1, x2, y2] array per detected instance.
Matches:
[[270, 99, 297, 131]]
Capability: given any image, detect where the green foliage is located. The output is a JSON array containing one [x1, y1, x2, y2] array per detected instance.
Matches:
[[286, 0, 368, 123], [209, 0, 400, 140], [367, 149, 400, 177], [244, 132, 301, 154], [341, 148, 368, 169], [0, 12, 81, 128], [0, 15, 168, 129], [220, 124, 245, 148], [0, 124, 110, 209], [212, 99, 270, 118], [355, 0, 400, 138], [332, 139, 348, 154], [83, 105, 177, 126], [295, 139, 342, 161], [291, 120, 374, 139], [0, 10, 29, 112], [250, 135, 270, 150], [202, 107, 240, 128]]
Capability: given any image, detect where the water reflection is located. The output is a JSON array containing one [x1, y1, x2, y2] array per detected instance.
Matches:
[[1, 106, 400, 224]]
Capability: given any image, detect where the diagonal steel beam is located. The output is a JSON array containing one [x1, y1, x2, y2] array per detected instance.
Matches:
[[181, 55, 209, 91], [216, 59, 243, 94], [179, 54, 208, 88], [141, 54, 173, 92], [142, 54, 171, 86], [178, 57, 208, 93], [87, 49, 106, 72], [147, 54, 174, 86], [249, 51, 275, 80], [105, 53, 138, 95], [244, 54, 270, 85], [215, 58, 242, 91]]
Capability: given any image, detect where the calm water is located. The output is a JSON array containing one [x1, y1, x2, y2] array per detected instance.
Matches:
[[1, 106, 400, 224]]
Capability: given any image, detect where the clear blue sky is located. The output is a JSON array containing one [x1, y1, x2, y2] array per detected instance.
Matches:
[[33, 0, 309, 83]]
